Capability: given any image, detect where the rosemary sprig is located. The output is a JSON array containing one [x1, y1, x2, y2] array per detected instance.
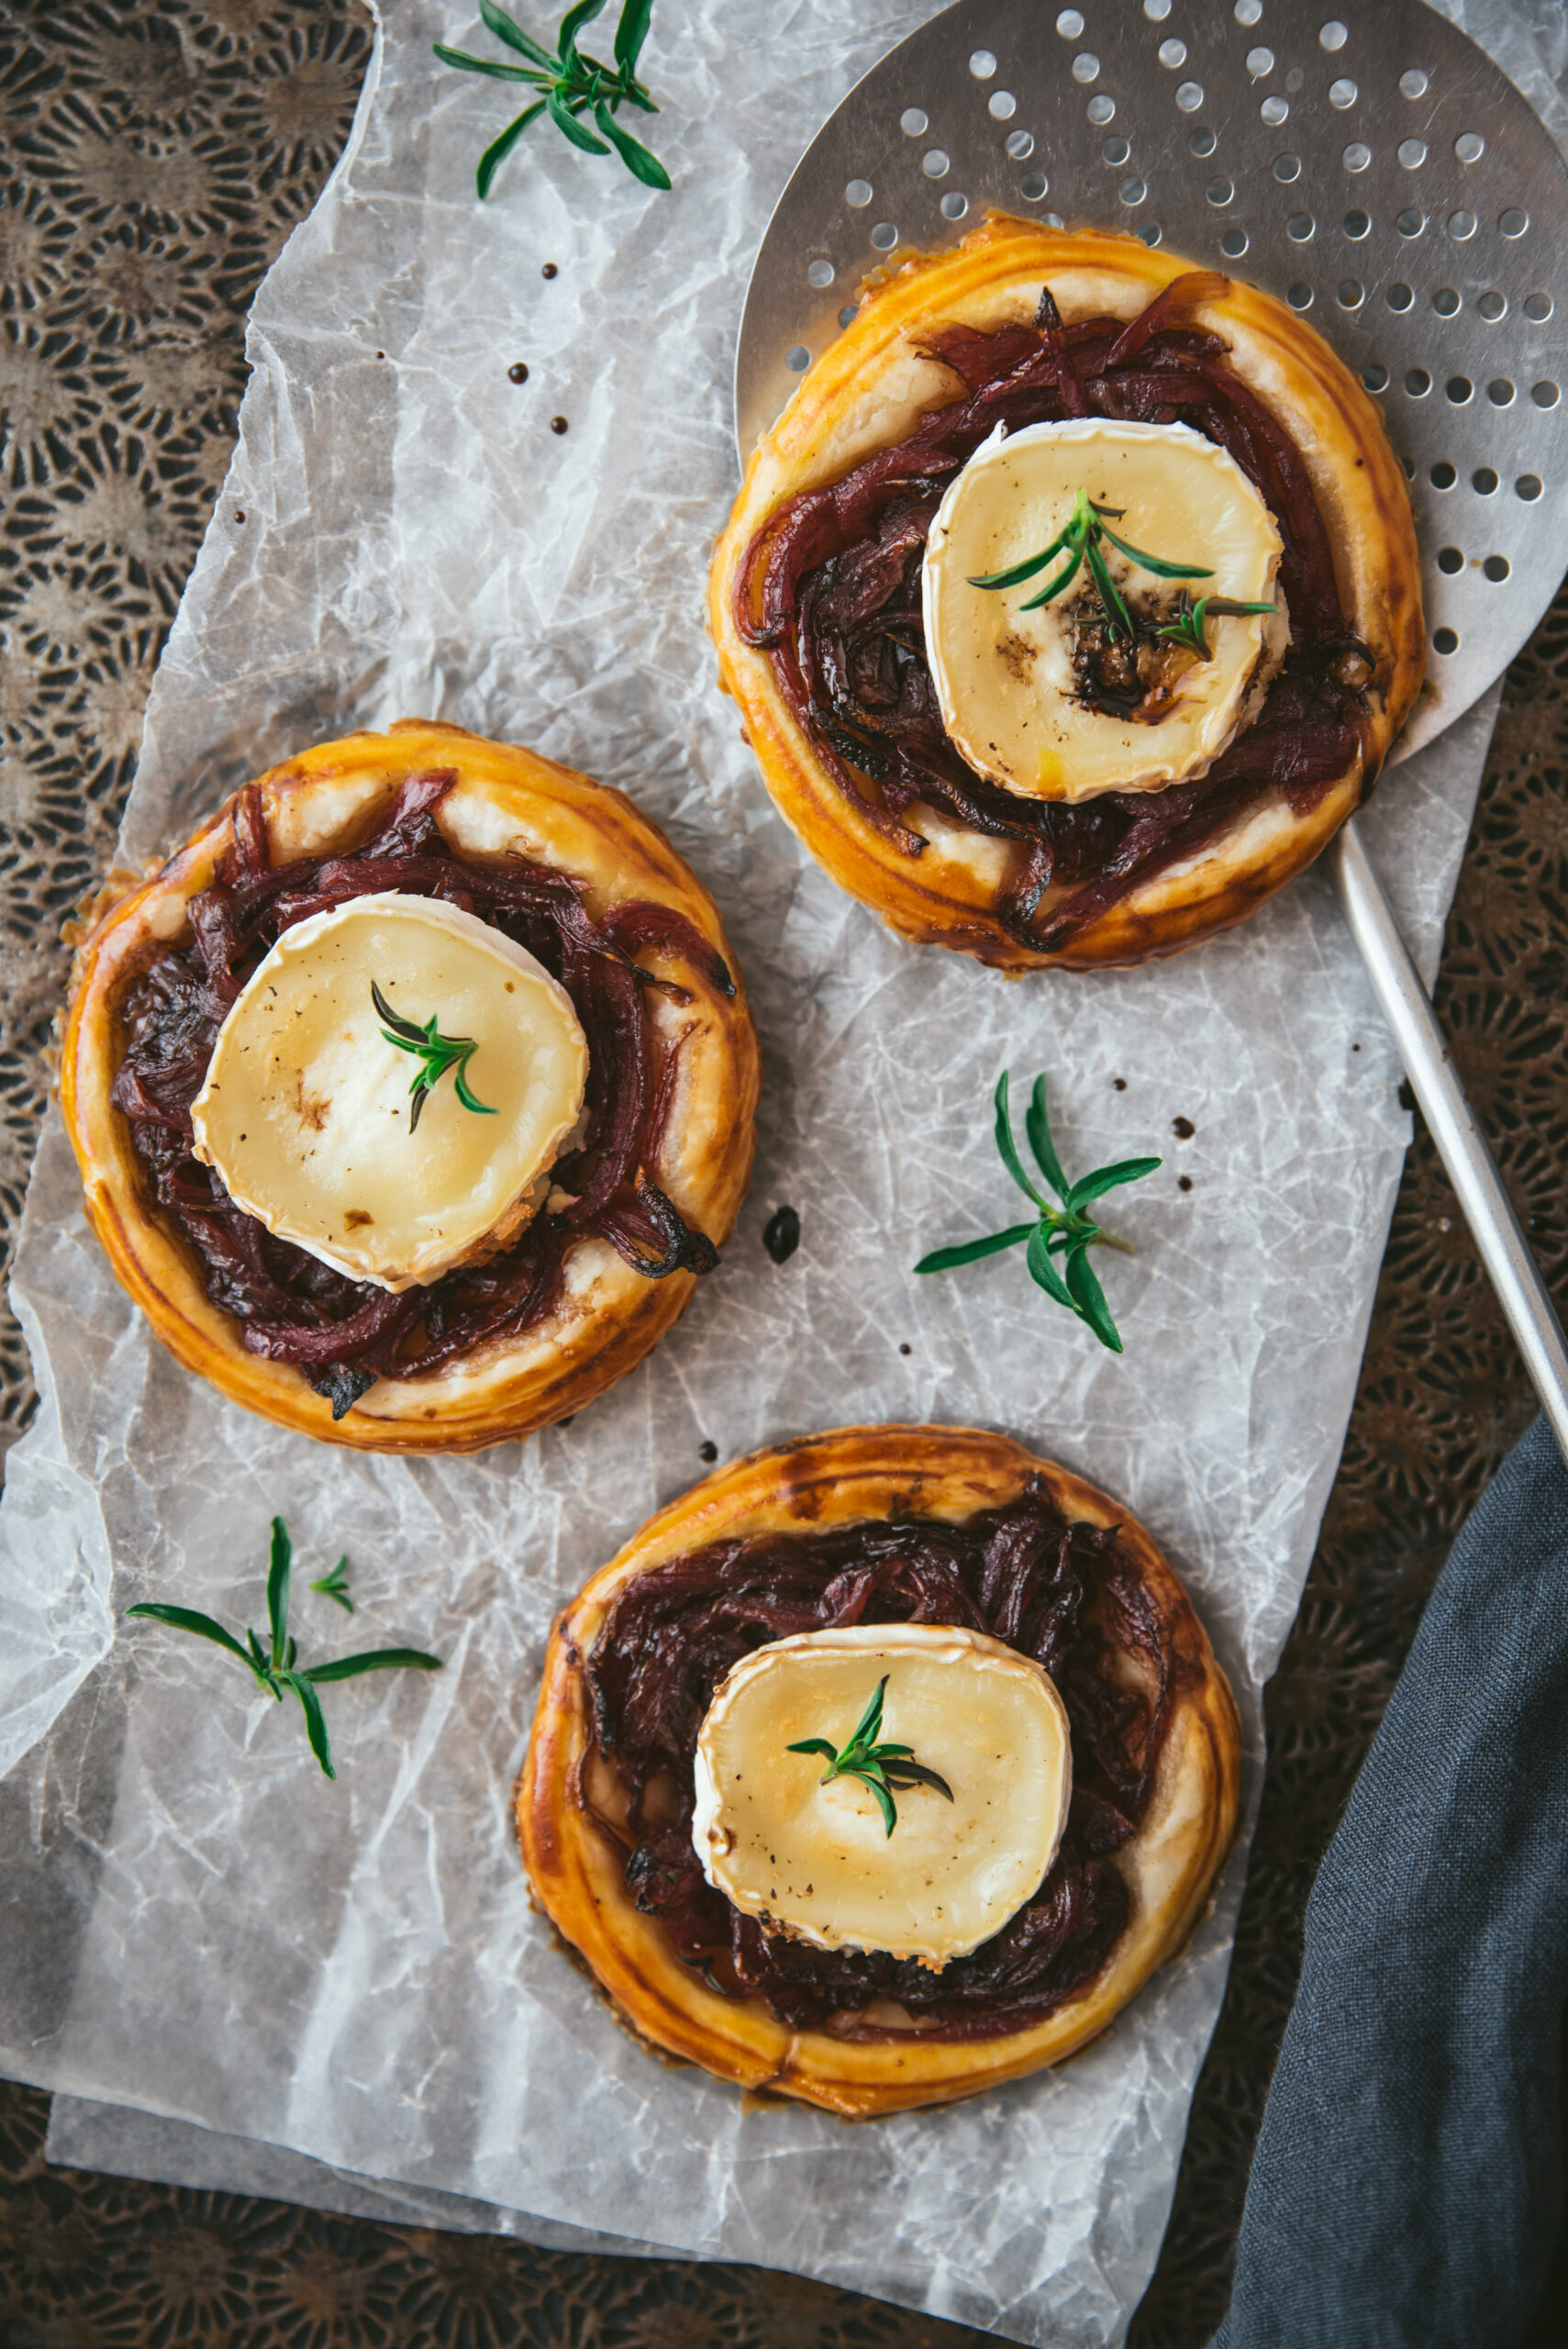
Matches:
[[310, 1555, 354, 1614], [435, 0, 670, 198], [969, 489, 1212, 640], [915, 1071, 1161, 1353], [786, 1675, 954, 1840], [125, 1520, 441, 1779], [1155, 589, 1278, 659], [373, 979, 497, 1134]]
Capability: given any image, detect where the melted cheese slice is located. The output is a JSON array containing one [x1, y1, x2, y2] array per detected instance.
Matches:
[[691, 1624, 1073, 1966], [922, 417, 1284, 803], [190, 892, 588, 1292]]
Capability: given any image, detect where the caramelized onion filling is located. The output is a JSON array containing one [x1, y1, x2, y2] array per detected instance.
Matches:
[[735, 274, 1373, 948], [584, 1480, 1189, 2041], [111, 771, 732, 1415]]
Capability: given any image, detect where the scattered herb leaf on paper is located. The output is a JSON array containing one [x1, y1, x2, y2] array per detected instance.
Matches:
[[126, 1518, 442, 1778], [435, 0, 670, 198], [916, 1071, 1161, 1353]]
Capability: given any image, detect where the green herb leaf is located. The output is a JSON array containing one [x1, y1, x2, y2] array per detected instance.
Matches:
[[284, 1671, 336, 1779], [1093, 517, 1213, 580], [613, 0, 654, 73], [966, 531, 1070, 591], [303, 1648, 445, 1684], [373, 980, 497, 1132], [440, 0, 670, 195], [310, 1556, 354, 1615], [125, 1526, 442, 1778], [476, 101, 548, 197], [917, 1068, 1158, 1353], [784, 1673, 951, 1838], [993, 1073, 1047, 1209], [594, 99, 672, 187], [1024, 1074, 1069, 1201], [1064, 1244, 1123, 1353], [558, 0, 606, 61], [431, 43, 545, 83], [1066, 1155, 1163, 1209], [125, 1604, 258, 1675], [547, 85, 610, 151], [266, 1516, 292, 1670], [1017, 544, 1084, 613], [914, 1221, 1037, 1273], [479, 0, 556, 67]]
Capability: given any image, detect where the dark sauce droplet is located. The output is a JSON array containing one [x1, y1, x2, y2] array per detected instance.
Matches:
[[507, 362, 529, 384], [550, 415, 569, 434], [1172, 1115, 1195, 1140], [541, 262, 559, 279], [1112, 1077, 1127, 1091], [1178, 1174, 1194, 1193], [762, 1205, 800, 1264], [899, 1342, 912, 1357], [698, 1440, 717, 1463]]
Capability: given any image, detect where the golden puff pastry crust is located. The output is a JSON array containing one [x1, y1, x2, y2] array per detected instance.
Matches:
[[61, 721, 760, 1453], [518, 1422, 1242, 2118], [710, 217, 1425, 974]]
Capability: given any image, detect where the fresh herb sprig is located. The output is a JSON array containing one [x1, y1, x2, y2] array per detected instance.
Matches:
[[310, 1555, 354, 1613], [126, 1520, 442, 1780], [916, 1072, 1161, 1353], [1155, 588, 1278, 659], [373, 979, 497, 1134], [436, 0, 670, 198], [786, 1675, 954, 1841], [969, 488, 1212, 640]]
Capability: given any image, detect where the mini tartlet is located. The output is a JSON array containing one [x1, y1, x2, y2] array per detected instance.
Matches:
[[61, 721, 760, 1453], [710, 217, 1425, 973], [519, 1424, 1240, 2118]]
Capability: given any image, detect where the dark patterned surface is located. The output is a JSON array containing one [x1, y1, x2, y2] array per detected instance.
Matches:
[[1, 3, 1565, 2340]]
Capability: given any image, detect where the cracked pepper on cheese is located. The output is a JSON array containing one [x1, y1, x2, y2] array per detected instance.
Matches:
[[190, 892, 589, 1292], [691, 1623, 1073, 1966]]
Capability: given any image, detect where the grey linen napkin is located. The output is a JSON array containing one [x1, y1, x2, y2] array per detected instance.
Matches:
[[1211, 1415, 1568, 2347]]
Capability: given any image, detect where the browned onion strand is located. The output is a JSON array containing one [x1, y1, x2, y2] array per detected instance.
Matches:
[[735, 274, 1372, 949], [584, 1482, 1190, 2041], [110, 772, 729, 1413]]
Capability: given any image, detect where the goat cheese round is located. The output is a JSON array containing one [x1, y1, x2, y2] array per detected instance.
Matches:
[[922, 417, 1285, 803], [691, 1623, 1073, 1966], [190, 892, 588, 1292]]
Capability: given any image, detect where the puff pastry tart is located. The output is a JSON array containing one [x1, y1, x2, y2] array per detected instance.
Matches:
[[710, 217, 1425, 972], [61, 722, 759, 1453], [519, 1423, 1240, 2117]]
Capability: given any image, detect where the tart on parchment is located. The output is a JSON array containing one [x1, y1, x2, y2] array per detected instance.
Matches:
[[710, 217, 1425, 974], [519, 1424, 1240, 2119], [61, 721, 759, 1453]]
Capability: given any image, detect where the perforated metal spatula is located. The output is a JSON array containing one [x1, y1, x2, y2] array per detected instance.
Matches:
[[733, 0, 1568, 1449]]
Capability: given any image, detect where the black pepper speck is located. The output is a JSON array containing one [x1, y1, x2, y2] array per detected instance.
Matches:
[[550, 415, 568, 434], [698, 1440, 717, 1464], [899, 1342, 912, 1357], [1178, 1174, 1194, 1193], [1113, 1076, 1127, 1091], [1173, 1116, 1195, 1140], [541, 262, 558, 279], [762, 1205, 800, 1264], [507, 362, 528, 384]]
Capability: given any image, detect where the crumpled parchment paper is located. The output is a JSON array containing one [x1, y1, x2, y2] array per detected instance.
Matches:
[[2, 1, 1562, 2339]]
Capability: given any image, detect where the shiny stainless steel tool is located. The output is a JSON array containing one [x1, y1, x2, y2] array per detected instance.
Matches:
[[733, 0, 1568, 1450]]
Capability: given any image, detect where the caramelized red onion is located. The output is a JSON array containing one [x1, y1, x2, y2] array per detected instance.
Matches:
[[735, 273, 1372, 949], [111, 772, 729, 1416], [585, 1482, 1185, 2040]]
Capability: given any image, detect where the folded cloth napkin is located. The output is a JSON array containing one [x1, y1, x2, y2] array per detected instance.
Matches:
[[1211, 1415, 1568, 2347]]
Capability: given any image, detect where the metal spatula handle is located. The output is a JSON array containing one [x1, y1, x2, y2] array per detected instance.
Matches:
[[1331, 818, 1568, 1457]]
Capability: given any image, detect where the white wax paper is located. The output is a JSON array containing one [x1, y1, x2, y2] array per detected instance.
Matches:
[[3, 0, 1561, 2338]]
